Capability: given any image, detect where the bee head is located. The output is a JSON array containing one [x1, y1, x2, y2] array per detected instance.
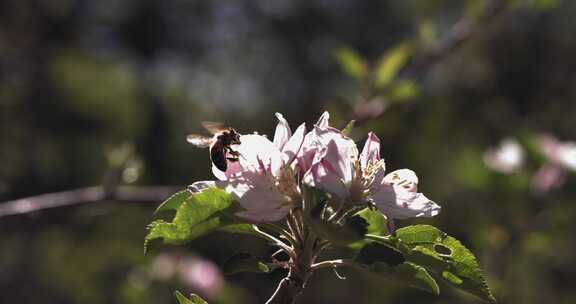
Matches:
[[229, 129, 241, 145]]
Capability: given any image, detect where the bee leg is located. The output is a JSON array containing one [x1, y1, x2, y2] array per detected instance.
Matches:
[[227, 149, 240, 157], [225, 147, 240, 162]]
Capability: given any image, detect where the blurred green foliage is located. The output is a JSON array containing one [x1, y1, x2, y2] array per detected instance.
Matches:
[[1, 0, 576, 303]]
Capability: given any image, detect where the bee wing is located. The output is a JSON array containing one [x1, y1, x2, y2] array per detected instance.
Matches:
[[186, 134, 212, 148], [201, 121, 226, 135]]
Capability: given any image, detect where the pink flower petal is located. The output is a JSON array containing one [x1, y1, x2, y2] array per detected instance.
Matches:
[[323, 139, 355, 183], [188, 180, 217, 193], [371, 184, 441, 219], [383, 169, 419, 192], [223, 171, 293, 222], [273, 113, 292, 150], [282, 123, 306, 165], [370, 169, 440, 219], [530, 163, 566, 194], [235, 205, 293, 222], [211, 161, 242, 181], [303, 159, 349, 201], [360, 132, 381, 170], [236, 134, 283, 176], [316, 111, 330, 128]]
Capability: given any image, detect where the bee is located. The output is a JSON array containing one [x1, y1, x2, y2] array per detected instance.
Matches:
[[186, 122, 241, 171]]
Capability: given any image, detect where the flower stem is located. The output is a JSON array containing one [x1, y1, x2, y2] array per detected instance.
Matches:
[[254, 225, 296, 261], [261, 223, 298, 247], [265, 272, 304, 304], [311, 259, 365, 271]]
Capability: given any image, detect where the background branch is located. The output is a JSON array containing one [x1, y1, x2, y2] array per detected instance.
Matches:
[[353, 0, 506, 125], [405, 0, 505, 80], [0, 185, 181, 218]]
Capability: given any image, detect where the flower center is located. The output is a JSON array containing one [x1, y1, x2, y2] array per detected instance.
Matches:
[[275, 164, 302, 205]]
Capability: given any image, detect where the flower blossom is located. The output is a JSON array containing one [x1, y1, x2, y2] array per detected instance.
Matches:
[[483, 138, 525, 174], [531, 134, 576, 194], [302, 112, 441, 220], [190, 113, 305, 222]]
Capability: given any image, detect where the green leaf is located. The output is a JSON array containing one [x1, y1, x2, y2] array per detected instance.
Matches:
[[349, 208, 388, 249], [218, 224, 260, 238], [174, 291, 208, 304], [395, 225, 496, 303], [341, 120, 356, 136], [385, 80, 420, 102], [334, 47, 368, 81], [146, 188, 246, 248], [357, 208, 388, 236], [302, 185, 327, 218], [222, 253, 270, 275], [369, 262, 440, 295], [374, 43, 412, 88], [355, 242, 438, 294], [355, 242, 405, 266], [154, 190, 192, 214]]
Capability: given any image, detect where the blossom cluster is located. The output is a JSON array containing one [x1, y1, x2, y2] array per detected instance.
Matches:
[[483, 134, 576, 194], [191, 112, 440, 223]]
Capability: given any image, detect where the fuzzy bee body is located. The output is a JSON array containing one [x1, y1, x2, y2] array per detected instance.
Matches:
[[187, 122, 241, 172]]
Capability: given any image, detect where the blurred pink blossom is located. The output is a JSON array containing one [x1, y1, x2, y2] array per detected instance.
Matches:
[[483, 138, 525, 174], [150, 253, 224, 299], [531, 134, 576, 194], [178, 256, 224, 298]]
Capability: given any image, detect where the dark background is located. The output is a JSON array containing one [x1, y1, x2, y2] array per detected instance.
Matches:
[[1, 0, 575, 303]]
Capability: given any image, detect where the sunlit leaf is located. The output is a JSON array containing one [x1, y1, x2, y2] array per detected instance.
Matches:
[[174, 291, 208, 304], [374, 43, 412, 89], [334, 47, 368, 81], [154, 190, 192, 214], [341, 120, 356, 136], [349, 208, 388, 249], [357, 207, 388, 236], [386, 80, 420, 102], [394, 225, 496, 303], [146, 188, 248, 249]]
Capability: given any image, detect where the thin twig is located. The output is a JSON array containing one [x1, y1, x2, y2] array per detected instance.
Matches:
[[311, 259, 365, 271], [354, 0, 506, 126], [265, 275, 304, 304], [0, 185, 181, 218], [253, 225, 296, 261], [261, 223, 298, 247], [405, 0, 505, 80], [286, 211, 303, 248]]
